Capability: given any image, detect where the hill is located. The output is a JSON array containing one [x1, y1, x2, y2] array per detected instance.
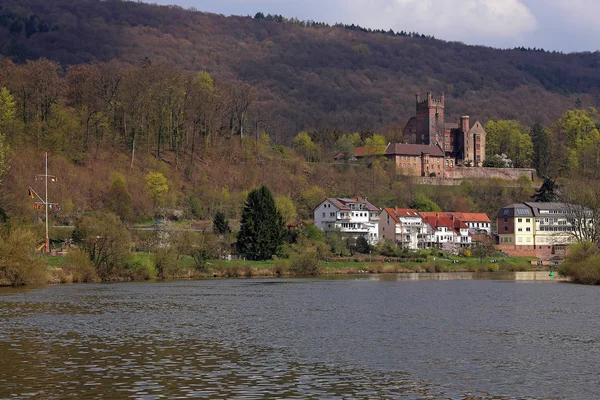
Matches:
[[1, 0, 599, 141]]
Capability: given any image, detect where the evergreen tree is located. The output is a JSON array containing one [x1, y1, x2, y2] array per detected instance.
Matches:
[[212, 211, 231, 235], [237, 186, 285, 260], [531, 123, 551, 177], [532, 177, 560, 202]]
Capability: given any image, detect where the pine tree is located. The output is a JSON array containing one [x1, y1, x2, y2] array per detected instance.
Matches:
[[532, 177, 560, 202], [212, 211, 231, 235], [237, 186, 285, 260]]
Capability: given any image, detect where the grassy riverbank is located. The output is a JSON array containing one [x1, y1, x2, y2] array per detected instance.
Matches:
[[27, 253, 543, 285]]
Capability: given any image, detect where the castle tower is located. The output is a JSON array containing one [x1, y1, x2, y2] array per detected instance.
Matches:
[[415, 92, 445, 146]]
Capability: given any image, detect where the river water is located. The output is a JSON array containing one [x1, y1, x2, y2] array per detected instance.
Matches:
[[0, 273, 598, 399]]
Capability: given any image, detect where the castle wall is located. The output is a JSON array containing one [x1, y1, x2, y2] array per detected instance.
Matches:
[[447, 167, 534, 181]]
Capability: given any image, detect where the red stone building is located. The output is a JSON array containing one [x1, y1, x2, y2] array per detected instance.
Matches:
[[403, 92, 487, 167]]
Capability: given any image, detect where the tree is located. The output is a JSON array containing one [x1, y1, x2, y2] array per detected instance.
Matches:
[[237, 186, 286, 260], [485, 120, 533, 168], [472, 235, 496, 263], [145, 171, 169, 209], [531, 123, 551, 177], [354, 236, 371, 254], [363, 134, 387, 155], [72, 212, 131, 281], [411, 193, 441, 212], [532, 177, 560, 202], [0, 87, 14, 181], [212, 211, 231, 234], [275, 195, 297, 225], [293, 131, 320, 162], [483, 154, 509, 168], [106, 172, 133, 222]]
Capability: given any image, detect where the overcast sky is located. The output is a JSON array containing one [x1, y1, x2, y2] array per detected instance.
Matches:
[[143, 0, 599, 53]]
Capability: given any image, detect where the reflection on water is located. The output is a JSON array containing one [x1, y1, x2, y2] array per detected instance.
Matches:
[[0, 274, 596, 399]]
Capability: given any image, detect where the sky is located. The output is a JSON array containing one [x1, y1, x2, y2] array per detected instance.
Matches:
[[143, 0, 600, 53]]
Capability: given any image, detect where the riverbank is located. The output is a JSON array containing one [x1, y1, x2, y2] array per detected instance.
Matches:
[[0, 254, 549, 286]]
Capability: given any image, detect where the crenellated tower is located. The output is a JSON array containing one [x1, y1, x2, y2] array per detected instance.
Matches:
[[415, 92, 445, 146]]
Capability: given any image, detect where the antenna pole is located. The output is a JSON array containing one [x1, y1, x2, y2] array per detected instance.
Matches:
[[45, 152, 49, 253]]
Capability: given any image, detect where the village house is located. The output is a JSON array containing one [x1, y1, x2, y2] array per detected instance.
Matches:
[[313, 197, 380, 245], [496, 202, 589, 258], [419, 214, 472, 248], [420, 212, 492, 235], [378, 208, 423, 249]]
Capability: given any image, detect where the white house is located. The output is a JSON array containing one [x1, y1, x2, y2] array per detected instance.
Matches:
[[379, 208, 423, 249], [314, 197, 380, 245], [419, 214, 472, 248]]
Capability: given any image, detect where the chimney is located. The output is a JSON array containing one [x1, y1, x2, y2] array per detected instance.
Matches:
[[461, 116, 470, 132], [415, 93, 420, 103]]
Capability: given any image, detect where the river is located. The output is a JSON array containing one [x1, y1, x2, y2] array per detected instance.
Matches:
[[0, 273, 598, 399]]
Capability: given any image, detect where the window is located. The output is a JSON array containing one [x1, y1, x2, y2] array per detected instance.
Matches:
[[322, 213, 325, 217], [526, 218, 530, 223], [526, 227, 531, 232], [518, 228, 522, 232], [518, 218, 522, 223], [504, 217, 508, 223], [504, 227, 508, 232]]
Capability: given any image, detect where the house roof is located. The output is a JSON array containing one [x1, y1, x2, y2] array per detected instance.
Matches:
[[324, 197, 379, 211], [418, 211, 490, 223], [385, 143, 445, 157], [497, 203, 533, 217], [467, 120, 486, 135], [450, 212, 491, 223], [383, 208, 420, 223]]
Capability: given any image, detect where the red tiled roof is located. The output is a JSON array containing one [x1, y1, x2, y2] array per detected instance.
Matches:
[[385, 143, 445, 157], [383, 208, 419, 224], [419, 211, 490, 223]]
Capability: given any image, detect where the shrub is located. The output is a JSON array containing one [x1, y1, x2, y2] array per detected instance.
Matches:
[[558, 242, 600, 284], [124, 254, 155, 281], [290, 251, 321, 275], [0, 228, 48, 286], [273, 259, 290, 276], [64, 249, 98, 283]]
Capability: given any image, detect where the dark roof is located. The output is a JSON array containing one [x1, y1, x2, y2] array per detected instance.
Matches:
[[497, 203, 533, 217], [385, 143, 445, 157]]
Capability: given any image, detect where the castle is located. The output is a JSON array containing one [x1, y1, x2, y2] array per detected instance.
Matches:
[[402, 92, 486, 167]]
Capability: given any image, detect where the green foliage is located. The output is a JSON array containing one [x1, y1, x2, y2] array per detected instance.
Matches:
[[334, 134, 356, 160], [483, 154, 509, 168], [64, 248, 98, 283], [484, 120, 533, 168], [558, 241, 600, 284], [411, 193, 441, 212], [237, 186, 286, 260], [275, 195, 297, 225], [145, 171, 169, 208], [290, 250, 322, 275], [106, 172, 133, 222], [213, 211, 231, 234], [531, 123, 551, 177], [532, 177, 559, 202], [293, 131, 321, 162], [354, 236, 371, 254], [363, 134, 387, 155], [0, 227, 48, 286], [186, 194, 204, 219], [72, 212, 131, 281]]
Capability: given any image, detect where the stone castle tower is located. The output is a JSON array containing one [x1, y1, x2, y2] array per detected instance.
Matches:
[[415, 92, 445, 146]]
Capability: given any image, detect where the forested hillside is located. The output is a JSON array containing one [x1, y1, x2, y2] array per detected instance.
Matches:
[[1, 0, 599, 140]]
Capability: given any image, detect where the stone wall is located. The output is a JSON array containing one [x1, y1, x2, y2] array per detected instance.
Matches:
[[447, 167, 535, 181]]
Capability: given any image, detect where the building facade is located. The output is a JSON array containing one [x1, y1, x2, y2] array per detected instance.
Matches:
[[403, 92, 487, 167], [497, 202, 582, 258], [379, 208, 423, 249], [314, 197, 380, 245]]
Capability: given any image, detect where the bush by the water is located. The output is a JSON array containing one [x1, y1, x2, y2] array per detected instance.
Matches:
[[558, 241, 600, 284], [63, 249, 98, 283], [0, 228, 48, 286], [290, 251, 321, 275]]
